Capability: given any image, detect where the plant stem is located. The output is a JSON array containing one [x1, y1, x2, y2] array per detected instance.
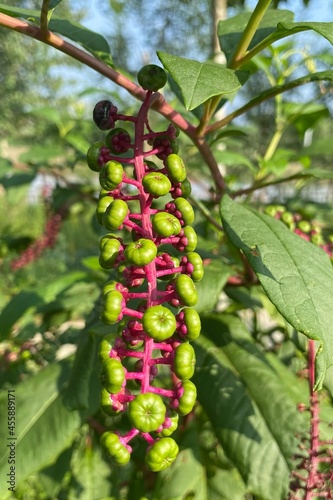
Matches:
[[305, 340, 320, 499], [40, 0, 51, 39], [228, 0, 272, 69]]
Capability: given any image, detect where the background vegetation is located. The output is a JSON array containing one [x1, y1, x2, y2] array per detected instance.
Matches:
[[0, 1, 332, 499]]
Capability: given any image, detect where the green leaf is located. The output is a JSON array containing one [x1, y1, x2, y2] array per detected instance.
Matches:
[[0, 5, 112, 65], [38, 447, 73, 498], [265, 20, 333, 50], [301, 139, 333, 158], [283, 102, 330, 137], [193, 314, 308, 500], [0, 271, 88, 340], [0, 359, 97, 493], [19, 145, 64, 164], [220, 195, 333, 388], [214, 150, 255, 172], [67, 433, 112, 500], [49, 0, 64, 9], [218, 10, 294, 63], [48, 19, 113, 65], [63, 332, 98, 410], [194, 260, 231, 314], [157, 52, 241, 110], [218, 10, 333, 64], [0, 173, 35, 188]]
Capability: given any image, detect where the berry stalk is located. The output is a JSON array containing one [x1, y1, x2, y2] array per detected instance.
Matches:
[[87, 65, 203, 471]]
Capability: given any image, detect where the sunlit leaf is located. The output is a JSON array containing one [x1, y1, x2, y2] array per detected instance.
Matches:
[[158, 52, 241, 110], [220, 195, 333, 388]]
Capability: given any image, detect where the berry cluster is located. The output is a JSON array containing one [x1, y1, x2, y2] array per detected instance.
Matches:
[[87, 65, 202, 471], [265, 205, 333, 259], [10, 213, 62, 271]]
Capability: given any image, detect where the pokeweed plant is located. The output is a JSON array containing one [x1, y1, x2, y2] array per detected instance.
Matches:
[[0, 1, 333, 499], [87, 68, 202, 470]]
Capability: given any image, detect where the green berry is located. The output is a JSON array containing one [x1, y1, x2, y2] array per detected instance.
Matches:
[[186, 252, 204, 282], [145, 437, 179, 472], [297, 220, 312, 233], [182, 226, 198, 252], [102, 199, 128, 231], [99, 333, 116, 364], [142, 171, 172, 197], [137, 64, 167, 92], [158, 411, 179, 437], [99, 160, 124, 190], [128, 392, 166, 433], [152, 212, 182, 237], [174, 197, 194, 225], [175, 274, 198, 307], [96, 195, 114, 226], [142, 305, 176, 341], [177, 380, 197, 415], [100, 357, 125, 394], [100, 432, 130, 466], [100, 388, 121, 416], [179, 178, 192, 198], [100, 290, 123, 324], [173, 342, 196, 380], [125, 238, 157, 266], [165, 154, 186, 183], [99, 238, 122, 269], [181, 308, 201, 341], [87, 141, 104, 172]]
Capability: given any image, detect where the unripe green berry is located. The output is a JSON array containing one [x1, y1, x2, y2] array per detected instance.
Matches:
[[177, 380, 197, 415], [125, 238, 157, 266], [281, 211, 294, 227], [100, 290, 123, 324], [152, 212, 182, 237], [179, 178, 192, 198], [100, 357, 125, 394], [87, 141, 104, 172], [142, 171, 172, 197], [100, 432, 130, 466], [186, 252, 204, 282], [145, 437, 179, 472], [174, 197, 195, 225], [102, 199, 128, 231], [99, 333, 116, 363], [100, 233, 119, 251], [99, 160, 124, 190], [158, 411, 179, 437], [175, 274, 198, 307], [100, 388, 121, 416], [102, 280, 119, 295], [165, 154, 186, 183], [181, 308, 201, 341], [128, 392, 166, 432], [142, 305, 176, 341], [96, 195, 114, 226], [297, 220, 312, 233], [137, 64, 167, 92], [173, 342, 196, 380], [99, 238, 122, 269], [182, 226, 198, 252]]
